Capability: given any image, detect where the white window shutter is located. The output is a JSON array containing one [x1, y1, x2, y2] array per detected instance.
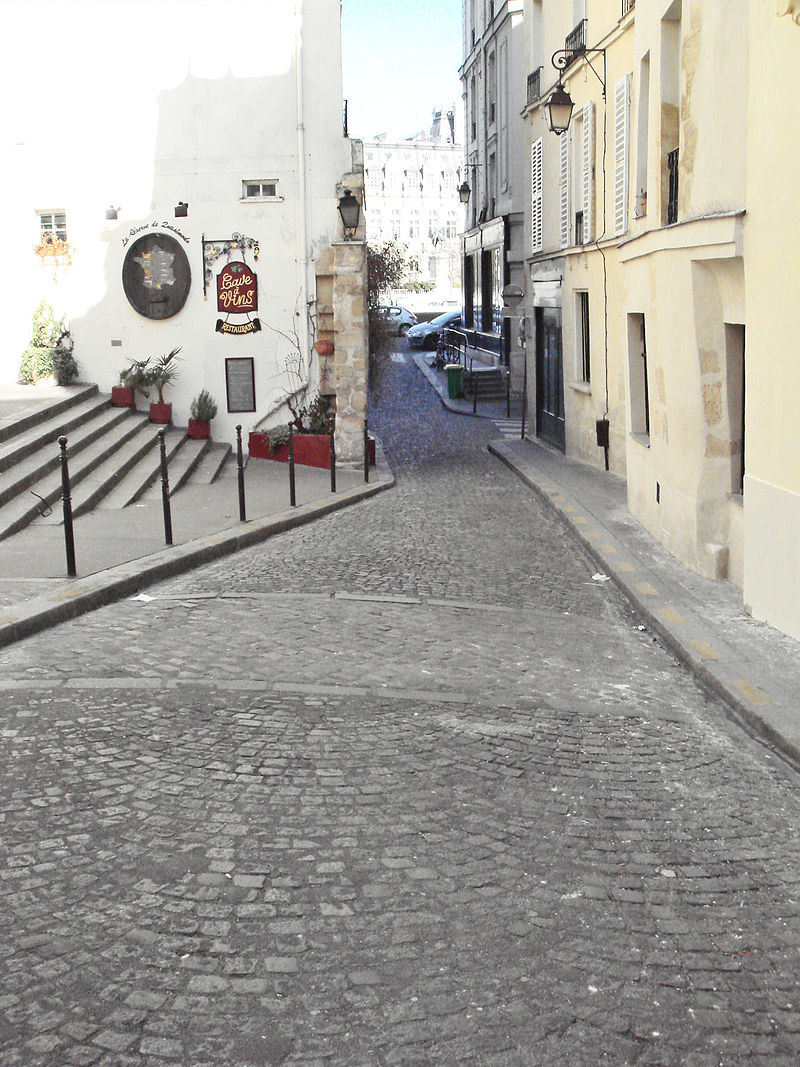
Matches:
[[559, 128, 571, 249], [530, 138, 543, 254], [614, 75, 631, 237], [582, 100, 595, 242]]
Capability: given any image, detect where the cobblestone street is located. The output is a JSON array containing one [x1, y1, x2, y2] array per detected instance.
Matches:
[[3, 353, 800, 1065]]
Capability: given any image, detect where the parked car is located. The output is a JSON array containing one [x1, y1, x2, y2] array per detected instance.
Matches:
[[406, 310, 462, 349], [375, 305, 418, 336]]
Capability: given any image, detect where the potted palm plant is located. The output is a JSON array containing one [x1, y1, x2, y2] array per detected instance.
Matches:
[[113, 358, 151, 407], [188, 389, 217, 439], [147, 347, 181, 423]]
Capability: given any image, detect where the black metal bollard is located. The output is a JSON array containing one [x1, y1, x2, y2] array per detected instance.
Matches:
[[363, 422, 370, 484], [236, 425, 246, 521], [288, 423, 297, 507], [58, 436, 77, 577], [158, 429, 173, 546], [472, 363, 478, 415], [329, 418, 337, 494], [506, 367, 511, 419]]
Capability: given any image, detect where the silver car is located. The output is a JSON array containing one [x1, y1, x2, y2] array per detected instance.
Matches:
[[376, 305, 418, 336]]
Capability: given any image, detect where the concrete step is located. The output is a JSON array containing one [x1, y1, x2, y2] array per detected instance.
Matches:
[[140, 436, 208, 501], [0, 414, 151, 539], [0, 393, 118, 474], [185, 442, 232, 485], [0, 384, 98, 445], [99, 428, 185, 509], [0, 406, 146, 512], [71, 425, 188, 517]]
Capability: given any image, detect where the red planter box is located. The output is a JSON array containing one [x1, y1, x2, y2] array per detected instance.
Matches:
[[187, 418, 210, 440], [111, 386, 135, 408], [248, 431, 376, 468], [149, 402, 172, 424], [269, 433, 331, 469]]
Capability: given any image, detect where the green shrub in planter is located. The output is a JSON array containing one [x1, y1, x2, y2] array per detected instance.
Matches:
[[190, 389, 218, 422], [267, 424, 291, 453]]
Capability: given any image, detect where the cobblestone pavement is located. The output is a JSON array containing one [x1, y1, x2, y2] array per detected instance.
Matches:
[[2, 353, 800, 1065]]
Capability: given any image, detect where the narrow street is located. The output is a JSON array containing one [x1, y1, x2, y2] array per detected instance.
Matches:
[[2, 350, 800, 1065]]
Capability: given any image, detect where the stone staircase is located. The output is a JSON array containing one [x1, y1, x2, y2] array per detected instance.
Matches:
[[0, 385, 231, 541], [464, 365, 509, 401]]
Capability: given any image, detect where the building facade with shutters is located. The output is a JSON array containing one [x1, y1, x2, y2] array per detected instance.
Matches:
[[460, 0, 527, 370], [521, 0, 634, 462], [516, 0, 800, 643], [363, 112, 464, 304]]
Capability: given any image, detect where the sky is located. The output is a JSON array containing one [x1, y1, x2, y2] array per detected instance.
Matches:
[[341, 0, 464, 142]]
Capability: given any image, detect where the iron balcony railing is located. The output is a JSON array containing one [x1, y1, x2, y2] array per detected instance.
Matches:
[[527, 67, 542, 105], [667, 147, 679, 224], [563, 19, 587, 69], [622, 0, 635, 15]]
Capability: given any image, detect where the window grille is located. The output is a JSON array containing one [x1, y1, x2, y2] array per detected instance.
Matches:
[[527, 68, 542, 105], [667, 148, 679, 224], [622, 0, 635, 15], [563, 19, 587, 69]]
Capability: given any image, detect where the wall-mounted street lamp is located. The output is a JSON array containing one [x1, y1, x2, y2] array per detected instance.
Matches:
[[337, 190, 361, 239], [544, 84, 576, 136], [457, 161, 483, 204], [544, 44, 606, 136], [174, 201, 188, 218]]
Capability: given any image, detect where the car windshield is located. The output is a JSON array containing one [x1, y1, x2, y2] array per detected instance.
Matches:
[[430, 312, 459, 326]]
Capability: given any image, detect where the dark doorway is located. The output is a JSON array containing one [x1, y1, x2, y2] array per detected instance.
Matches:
[[535, 306, 565, 451]]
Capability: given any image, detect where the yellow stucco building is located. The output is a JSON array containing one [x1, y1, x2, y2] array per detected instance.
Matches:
[[516, 0, 800, 641]]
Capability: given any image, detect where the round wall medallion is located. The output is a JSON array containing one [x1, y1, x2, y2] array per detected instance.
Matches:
[[122, 233, 191, 319]]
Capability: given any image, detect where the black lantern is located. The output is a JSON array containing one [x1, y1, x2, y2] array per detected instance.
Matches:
[[545, 83, 575, 135], [337, 190, 360, 238], [458, 180, 471, 204], [174, 201, 188, 218]]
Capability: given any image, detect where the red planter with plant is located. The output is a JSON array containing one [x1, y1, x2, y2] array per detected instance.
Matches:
[[269, 434, 331, 469], [248, 432, 271, 459], [149, 402, 172, 424], [111, 386, 135, 408], [187, 418, 210, 440]]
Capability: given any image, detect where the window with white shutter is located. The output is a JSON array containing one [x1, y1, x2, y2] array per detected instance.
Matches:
[[614, 75, 631, 236], [559, 128, 571, 249], [530, 138, 543, 254], [582, 101, 595, 242]]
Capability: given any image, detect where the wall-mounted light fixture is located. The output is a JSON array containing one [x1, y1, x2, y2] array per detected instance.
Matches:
[[337, 190, 360, 239], [545, 44, 606, 135], [457, 162, 483, 204], [105, 206, 119, 221], [174, 201, 188, 218]]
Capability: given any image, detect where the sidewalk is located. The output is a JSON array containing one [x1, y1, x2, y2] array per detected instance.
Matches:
[[414, 347, 800, 769], [0, 438, 394, 649]]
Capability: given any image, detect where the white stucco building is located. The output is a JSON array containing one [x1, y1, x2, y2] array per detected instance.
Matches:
[[1, 0, 368, 462], [363, 111, 464, 304]]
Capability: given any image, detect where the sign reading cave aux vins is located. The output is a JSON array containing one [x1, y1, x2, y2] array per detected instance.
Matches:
[[217, 262, 257, 312]]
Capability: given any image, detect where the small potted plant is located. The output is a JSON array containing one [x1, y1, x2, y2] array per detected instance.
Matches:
[[188, 389, 217, 439], [113, 358, 151, 407], [147, 347, 181, 423]]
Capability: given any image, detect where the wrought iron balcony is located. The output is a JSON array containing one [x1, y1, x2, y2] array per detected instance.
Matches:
[[622, 0, 635, 15], [527, 67, 542, 105], [563, 19, 587, 69]]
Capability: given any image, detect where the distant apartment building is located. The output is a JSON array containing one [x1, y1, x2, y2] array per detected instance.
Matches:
[[460, 0, 526, 368], [363, 110, 465, 303]]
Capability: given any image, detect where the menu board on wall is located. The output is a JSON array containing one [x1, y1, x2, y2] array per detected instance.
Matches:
[[225, 357, 256, 413]]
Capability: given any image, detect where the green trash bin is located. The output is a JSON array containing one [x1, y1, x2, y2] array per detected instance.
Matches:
[[445, 363, 463, 399]]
